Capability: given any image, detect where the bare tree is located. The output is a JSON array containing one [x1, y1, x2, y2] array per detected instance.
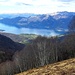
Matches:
[[0, 61, 14, 75]]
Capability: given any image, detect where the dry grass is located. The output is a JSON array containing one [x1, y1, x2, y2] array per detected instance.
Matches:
[[16, 58, 75, 75]]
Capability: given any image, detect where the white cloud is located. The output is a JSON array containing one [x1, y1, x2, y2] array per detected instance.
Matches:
[[0, 0, 75, 14], [57, 0, 74, 2]]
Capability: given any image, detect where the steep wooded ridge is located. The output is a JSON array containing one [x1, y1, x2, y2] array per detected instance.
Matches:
[[16, 58, 75, 75], [0, 34, 24, 63]]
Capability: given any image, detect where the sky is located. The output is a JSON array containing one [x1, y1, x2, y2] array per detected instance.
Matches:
[[0, 0, 75, 14]]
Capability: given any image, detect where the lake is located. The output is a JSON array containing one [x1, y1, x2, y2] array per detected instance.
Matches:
[[0, 23, 59, 36]]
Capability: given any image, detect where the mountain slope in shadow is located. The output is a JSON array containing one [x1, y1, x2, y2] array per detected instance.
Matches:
[[0, 34, 25, 63]]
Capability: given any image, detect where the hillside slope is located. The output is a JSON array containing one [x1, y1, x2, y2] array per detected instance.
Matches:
[[0, 34, 24, 63], [0, 32, 38, 44], [16, 58, 75, 75], [0, 34, 24, 52]]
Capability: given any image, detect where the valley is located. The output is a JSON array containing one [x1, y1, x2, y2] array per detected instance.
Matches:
[[0, 32, 38, 44]]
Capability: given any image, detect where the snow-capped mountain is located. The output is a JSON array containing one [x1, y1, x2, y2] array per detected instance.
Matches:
[[0, 11, 75, 35]]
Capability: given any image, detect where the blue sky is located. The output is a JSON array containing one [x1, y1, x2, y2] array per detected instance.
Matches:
[[0, 0, 75, 14]]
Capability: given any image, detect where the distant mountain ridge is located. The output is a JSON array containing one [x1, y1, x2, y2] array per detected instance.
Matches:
[[0, 11, 75, 34]]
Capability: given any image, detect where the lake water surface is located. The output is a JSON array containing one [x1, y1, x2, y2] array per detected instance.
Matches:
[[0, 23, 59, 36]]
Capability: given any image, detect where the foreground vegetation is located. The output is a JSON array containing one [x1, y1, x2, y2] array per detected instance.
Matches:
[[16, 58, 75, 75], [0, 33, 75, 75]]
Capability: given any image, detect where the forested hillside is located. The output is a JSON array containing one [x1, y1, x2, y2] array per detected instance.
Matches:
[[0, 33, 75, 75], [0, 34, 25, 63]]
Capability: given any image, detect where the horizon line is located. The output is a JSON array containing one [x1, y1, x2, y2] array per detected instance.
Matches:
[[0, 11, 75, 14]]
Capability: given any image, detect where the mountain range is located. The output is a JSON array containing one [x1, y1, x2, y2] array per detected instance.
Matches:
[[0, 11, 75, 35]]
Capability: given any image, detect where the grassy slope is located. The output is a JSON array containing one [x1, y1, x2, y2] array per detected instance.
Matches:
[[0, 32, 38, 44], [19, 34, 38, 44], [16, 58, 75, 75]]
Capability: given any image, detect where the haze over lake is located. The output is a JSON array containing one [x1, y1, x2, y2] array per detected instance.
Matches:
[[0, 23, 59, 36]]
